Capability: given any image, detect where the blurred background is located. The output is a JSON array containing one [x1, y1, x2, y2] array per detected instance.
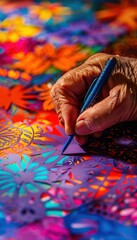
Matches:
[[0, 1, 137, 239]]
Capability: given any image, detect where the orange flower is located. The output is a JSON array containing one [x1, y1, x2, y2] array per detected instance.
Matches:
[[12, 43, 88, 75], [0, 85, 36, 110], [34, 83, 54, 111], [96, 2, 137, 30]]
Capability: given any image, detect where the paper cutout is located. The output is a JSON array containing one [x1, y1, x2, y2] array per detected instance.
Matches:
[[34, 83, 54, 111], [29, 2, 72, 22], [65, 204, 137, 239], [0, 122, 47, 157], [96, 3, 137, 30], [63, 144, 86, 155], [4, 194, 46, 224], [12, 44, 88, 75], [15, 216, 71, 240], [42, 125, 87, 155], [0, 150, 136, 225], [1, 16, 41, 42], [0, 85, 37, 111], [0, 0, 135, 238], [0, 154, 49, 198]]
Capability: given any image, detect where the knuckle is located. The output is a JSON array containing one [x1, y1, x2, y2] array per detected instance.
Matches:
[[61, 70, 75, 84], [114, 56, 137, 84], [86, 52, 112, 62]]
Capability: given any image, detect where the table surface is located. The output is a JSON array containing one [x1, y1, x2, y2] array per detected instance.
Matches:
[[0, 1, 137, 239]]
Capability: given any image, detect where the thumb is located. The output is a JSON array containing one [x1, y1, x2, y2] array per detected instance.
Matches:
[[75, 87, 127, 135]]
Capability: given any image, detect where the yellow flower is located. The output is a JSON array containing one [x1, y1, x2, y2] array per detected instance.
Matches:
[[29, 2, 71, 21], [0, 122, 48, 158], [0, 16, 41, 42]]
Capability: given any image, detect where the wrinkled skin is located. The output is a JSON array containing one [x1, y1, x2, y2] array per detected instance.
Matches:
[[51, 53, 137, 145]]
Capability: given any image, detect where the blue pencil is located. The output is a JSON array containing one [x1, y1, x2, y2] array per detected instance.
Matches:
[[61, 57, 116, 154]]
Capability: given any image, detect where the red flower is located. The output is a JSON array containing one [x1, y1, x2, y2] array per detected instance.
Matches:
[[0, 85, 36, 110]]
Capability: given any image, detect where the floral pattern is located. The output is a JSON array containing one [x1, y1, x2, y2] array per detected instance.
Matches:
[[0, 0, 136, 239], [12, 43, 88, 74]]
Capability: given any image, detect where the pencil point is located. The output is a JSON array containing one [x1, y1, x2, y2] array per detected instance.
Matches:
[[61, 150, 64, 155], [61, 134, 74, 155]]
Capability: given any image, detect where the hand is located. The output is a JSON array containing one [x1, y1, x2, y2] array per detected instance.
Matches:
[[51, 53, 137, 144]]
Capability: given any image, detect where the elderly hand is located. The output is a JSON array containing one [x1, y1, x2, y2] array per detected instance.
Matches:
[[51, 53, 137, 144]]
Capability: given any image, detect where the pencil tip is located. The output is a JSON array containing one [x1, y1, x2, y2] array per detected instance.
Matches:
[[61, 146, 66, 154]]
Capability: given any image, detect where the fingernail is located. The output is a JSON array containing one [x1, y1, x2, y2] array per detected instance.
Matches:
[[75, 120, 87, 135]]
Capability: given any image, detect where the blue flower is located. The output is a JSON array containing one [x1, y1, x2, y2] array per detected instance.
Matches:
[[0, 154, 48, 198]]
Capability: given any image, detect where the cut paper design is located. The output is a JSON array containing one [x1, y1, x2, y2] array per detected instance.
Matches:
[[29, 2, 72, 22], [53, 21, 127, 47], [41, 125, 87, 156], [12, 44, 88, 75], [96, 2, 137, 30], [34, 83, 54, 111], [0, 85, 37, 111], [4, 194, 46, 224], [0, 120, 137, 225], [110, 188, 137, 226], [0, 122, 49, 157], [4, 151, 137, 223], [0, 16, 41, 42], [0, 39, 39, 60], [0, 0, 136, 238], [0, 125, 22, 150], [0, 154, 48, 198], [0, 69, 32, 88], [15, 216, 71, 240], [65, 204, 137, 240], [32, 74, 55, 87]]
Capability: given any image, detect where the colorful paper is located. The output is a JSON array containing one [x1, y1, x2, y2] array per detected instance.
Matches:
[[0, 0, 136, 239]]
